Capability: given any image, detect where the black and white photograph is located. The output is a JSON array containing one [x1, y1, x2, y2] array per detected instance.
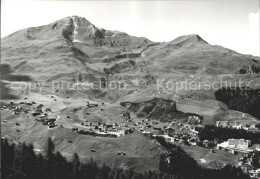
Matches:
[[1, 0, 260, 178]]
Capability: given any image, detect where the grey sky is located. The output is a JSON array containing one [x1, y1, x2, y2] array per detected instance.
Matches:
[[1, 0, 259, 56]]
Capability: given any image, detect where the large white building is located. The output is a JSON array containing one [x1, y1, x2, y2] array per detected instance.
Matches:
[[216, 121, 242, 129], [228, 139, 251, 148], [217, 139, 253, 153]]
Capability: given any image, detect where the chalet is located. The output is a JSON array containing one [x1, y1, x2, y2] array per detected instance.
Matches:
[[36, 115, 47, 122], [108, 127, 131, 136], [48, 122, 56, 128], [203, 140, 209, 148], [106, 124, 113, 128], [152, 121, 158, 125], [117, 129, 127, 136], [36, 104, 44, 113], [117, 152, 126, 156], [150, 129, 163, 135], [188, 138, 197, 145], [242, 127, 249, 131], [88, 104, 98, 108], [72, 128, 79, 133], [37, 104, 44, 108], [47, 118, 56, 122], [238, 161, 243, 166], [38, 114, 47, 118], [42, 121, 48, 125], [113, 123, 118, 127], [45, 108, 52, 112], [142, 131, 150, 134], [24, 109, 30, 113], [187, 115, 201, 124], [248, 125, 260, 133], [153, 127, 161, 130], [228, 149, 236, 154]]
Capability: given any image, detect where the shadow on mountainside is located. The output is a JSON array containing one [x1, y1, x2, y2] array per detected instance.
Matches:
[[215, 87, 260, 120], [1, 64, 32, 100]]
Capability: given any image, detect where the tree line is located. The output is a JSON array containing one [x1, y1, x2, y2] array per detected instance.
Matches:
[[1, 138, 184, 179], [2, 137, 250, 179], [215, 87, 260, 119], [198, 125, 260, 144]]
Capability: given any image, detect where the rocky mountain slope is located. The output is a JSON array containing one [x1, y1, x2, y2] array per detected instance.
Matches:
[[2, 16, 260, 82], [120, 98, 202, 122], [1, 16, 151, 81], [141, 34, 260, 75]]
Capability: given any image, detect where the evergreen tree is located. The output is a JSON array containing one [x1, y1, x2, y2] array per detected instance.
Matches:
[[45, 137, 55, 159], [71, 153, 81, 179], [54, 151, 70, 179], [1, 138, 15, 178], [35, 153, 47, 179], [78, 74, 82, 82], [44, 137, 55, 178], [13, 143, 36, 179]]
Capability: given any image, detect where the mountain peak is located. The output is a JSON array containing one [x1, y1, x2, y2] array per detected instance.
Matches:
[[66, 15, 102, 42], [169, 34, 208, 47], [1, 15, 149, 48], [187, 34, 205, 41]]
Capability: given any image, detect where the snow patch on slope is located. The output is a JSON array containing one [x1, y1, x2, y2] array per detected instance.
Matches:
[[71, 16, 97, 43], [72, 16, 80, 43]]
